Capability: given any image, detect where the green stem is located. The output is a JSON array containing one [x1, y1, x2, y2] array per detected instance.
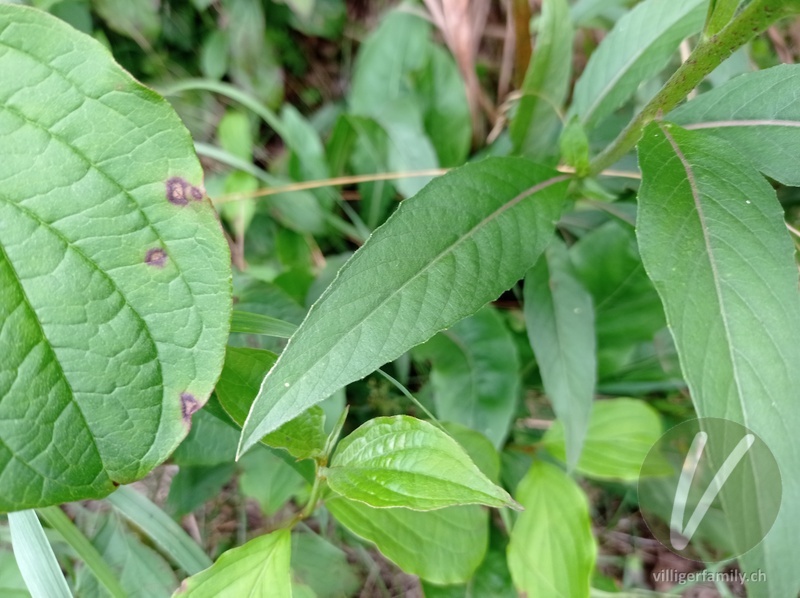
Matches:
[[299, 467, 327, 520], [588, 0, 799, 176]]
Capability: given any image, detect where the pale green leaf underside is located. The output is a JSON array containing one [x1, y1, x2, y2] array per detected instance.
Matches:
[[327, 498, 487, 584], [507, 461, 596, 598], [0, 6, 231, 511], [544, 398, 664, 481], [175, 529, 291, 598], [670, 64, 800, 185], [326, 416, 519, 511], [571, 0, 706, 129], [636, 123, 800, 597], [239, 158, 568, 454], [524, 239, 596, 470]]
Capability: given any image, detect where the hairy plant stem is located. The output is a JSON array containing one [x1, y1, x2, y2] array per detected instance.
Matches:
[[588, 0, 800, 176]]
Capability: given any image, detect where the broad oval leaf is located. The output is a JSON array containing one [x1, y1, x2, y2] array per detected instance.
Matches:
[[327, 498, 487, 585], [670, 64, 800, 186], [524, 239, 596, 470], [326, 421, 499, 584], [325, 416, 519, 511], [414, 306, 520, 448], [175, 529, 291, 598], [0, 5, 231, 511], [507, 461, 596, 598], [543, 398, 666, 480], [571, 0, 706, 130], [637, 122, 800, 597], [238, 158, 569, 454]]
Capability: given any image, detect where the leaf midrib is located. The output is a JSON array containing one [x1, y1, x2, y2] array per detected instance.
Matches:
[[244, 173, 570, 445]]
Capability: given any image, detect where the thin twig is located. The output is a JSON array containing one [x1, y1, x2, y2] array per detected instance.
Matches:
[[212, 166, 640, 205]]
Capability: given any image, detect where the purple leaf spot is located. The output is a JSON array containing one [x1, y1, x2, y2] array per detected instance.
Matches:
[[166, 177, 189, 205], [166, 177, 204, 205], [145, 248, 167, 267], [180, 392, 200, 422]]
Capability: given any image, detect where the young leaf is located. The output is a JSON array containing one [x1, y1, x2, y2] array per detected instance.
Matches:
[[559, 117, 591, 177], [637, 122, 800, 597], [524, 239, 596, 470], [325, 416, 520, 511], [509, 0, 573, 157], [507, 462, 596, 598], [8, 511, 72, 598], [0, 5, 231, 510], [238, 158, 569, 455], [325, 423, 496, 584], [175, 529, 291, 598], [571, 0, 706, 130], [543, 398, 666, 480], [670, 64, 800, 185], [414, 306, 520, 448], [327, 499, 487, 584]]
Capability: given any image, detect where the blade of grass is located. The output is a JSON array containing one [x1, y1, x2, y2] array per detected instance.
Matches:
[[230, 311, 298, 338], [105, 487, 212, 575], [8, 510, 72, 598], [36, 507, 126, 598]]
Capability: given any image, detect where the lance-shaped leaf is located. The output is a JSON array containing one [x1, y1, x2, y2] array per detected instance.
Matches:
[[509, 0, 573, 157], [507, 461, 596, 598], [0, 5, 231, 511], [413, 306, 520, 448], [670, 64, 800, 186], [324, 416, 520, 511], [175, 529, 291, 598], [524, 239, 596, 470], [571, 0, 706, 130], [238, 159, 569, 455], [636, 122, 800, 598]]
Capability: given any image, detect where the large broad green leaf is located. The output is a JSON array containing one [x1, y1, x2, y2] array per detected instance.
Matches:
[[507, 461, 596, 598], [570, 0, 706, 130], [325, 416, 519, 511], [524, 239, 596, 470], [0, 5, 231, 511], [636, 122, 800, 598], [670, 64, 800, 185], [238, 158, 568, 454], [327, 499, 487, 584], [509, 0, 573, 158], [543, 398, 666, 480], [414, 307, 520, 448], [290, 530, 360, 598], [175, 529, 291, 598]]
